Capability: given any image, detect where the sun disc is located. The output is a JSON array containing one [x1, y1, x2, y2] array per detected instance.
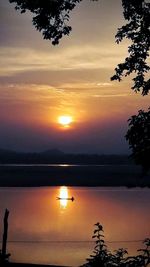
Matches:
[[58, 116, 72, 126]]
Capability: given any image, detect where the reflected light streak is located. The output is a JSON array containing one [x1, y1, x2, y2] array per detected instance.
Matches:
[[59, 186, 68, 208]]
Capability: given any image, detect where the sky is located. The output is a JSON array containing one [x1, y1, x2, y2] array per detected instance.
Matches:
[[0, 0, 150, 154]]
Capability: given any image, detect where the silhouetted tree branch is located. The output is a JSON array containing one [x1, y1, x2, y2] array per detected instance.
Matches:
[[126, 108, 150, 174], [9, 0, 98, 45], [111, 0, 150, 95]]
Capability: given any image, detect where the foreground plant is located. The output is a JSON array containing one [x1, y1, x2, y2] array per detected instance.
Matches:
[[82, 223, 150, 267], [85, 223, 110, 266]]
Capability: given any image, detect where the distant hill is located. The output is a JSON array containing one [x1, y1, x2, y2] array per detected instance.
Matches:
[[0, 148, 17, 155], [41, 149, 64, 155], [0, 148, 133, 165]]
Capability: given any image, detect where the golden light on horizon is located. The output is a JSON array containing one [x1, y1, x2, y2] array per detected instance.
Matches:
[[58, 116, 73, 127], [59, 186, 68, 208]]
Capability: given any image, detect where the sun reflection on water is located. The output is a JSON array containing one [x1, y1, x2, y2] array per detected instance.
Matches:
[[59, 186, 68, 208]]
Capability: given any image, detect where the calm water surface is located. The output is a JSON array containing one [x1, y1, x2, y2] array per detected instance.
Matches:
[[0, 186, 150, 266]]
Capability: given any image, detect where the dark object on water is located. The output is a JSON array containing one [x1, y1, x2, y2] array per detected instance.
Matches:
[[0, 209, 11, 262], [56, 197, 74, 202]]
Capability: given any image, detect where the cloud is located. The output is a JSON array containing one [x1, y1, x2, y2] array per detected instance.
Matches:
[[93, 94, 128, 98], [0, 43, 128, 77]]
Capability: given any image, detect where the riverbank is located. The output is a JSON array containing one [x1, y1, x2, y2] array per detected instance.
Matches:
[[0, 164, 149, 187]]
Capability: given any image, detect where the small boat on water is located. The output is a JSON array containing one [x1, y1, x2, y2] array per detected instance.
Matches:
[[56, 196, 75, 202]]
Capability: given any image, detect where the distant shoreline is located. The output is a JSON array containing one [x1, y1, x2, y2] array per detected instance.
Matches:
[[0, 149, 133, 165], [0, 164, 149, 187]]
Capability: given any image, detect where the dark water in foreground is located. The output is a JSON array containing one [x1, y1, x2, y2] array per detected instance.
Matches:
[[0, 186, 150, 266]]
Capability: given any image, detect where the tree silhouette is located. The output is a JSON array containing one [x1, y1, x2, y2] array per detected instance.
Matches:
[[126, 108, 150, 174], [9, 0, 150, 95], [9, 0, 97, 45], [111, 0, 150, 96]]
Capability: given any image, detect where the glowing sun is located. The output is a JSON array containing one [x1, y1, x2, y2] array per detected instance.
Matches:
[[58, 116, 73, 127]]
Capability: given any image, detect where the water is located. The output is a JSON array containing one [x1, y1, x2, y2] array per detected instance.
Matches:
[[0, 186, 150, 266]]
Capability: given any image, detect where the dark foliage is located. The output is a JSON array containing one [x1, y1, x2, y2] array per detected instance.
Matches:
[[126, 108, 150, 174], [9, 0, 97, 45], [111, 0, 150, 95], [83, 223, 150, 267], [85, 223, 113, 267]]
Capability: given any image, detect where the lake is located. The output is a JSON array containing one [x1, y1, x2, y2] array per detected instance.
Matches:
[[0, 186, 150, 266]]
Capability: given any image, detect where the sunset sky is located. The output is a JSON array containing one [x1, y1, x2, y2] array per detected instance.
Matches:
[[0, 0, 150, 154]]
